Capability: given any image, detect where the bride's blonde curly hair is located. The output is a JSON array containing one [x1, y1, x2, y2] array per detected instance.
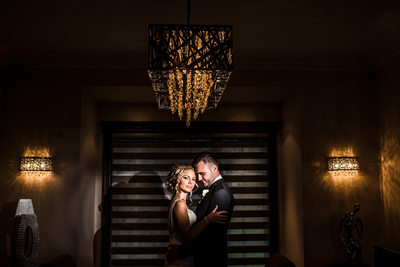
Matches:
[[166, 163, 195, 193]]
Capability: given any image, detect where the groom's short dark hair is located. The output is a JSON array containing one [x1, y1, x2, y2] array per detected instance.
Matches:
[[192, 151, 219, 168]]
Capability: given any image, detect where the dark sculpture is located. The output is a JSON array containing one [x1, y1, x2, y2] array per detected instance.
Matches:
[[12, 199, 40, 267], [339, 203, 363, 263]]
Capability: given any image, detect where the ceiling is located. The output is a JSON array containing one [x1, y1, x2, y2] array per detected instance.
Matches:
[[1, 1, 400, 105], [1, 0, 400, 70]]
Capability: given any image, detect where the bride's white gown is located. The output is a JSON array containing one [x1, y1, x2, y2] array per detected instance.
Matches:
[[164, 198, 197, 267]]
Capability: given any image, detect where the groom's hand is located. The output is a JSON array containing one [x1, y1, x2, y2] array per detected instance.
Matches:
[[166, 245, 180, 262]]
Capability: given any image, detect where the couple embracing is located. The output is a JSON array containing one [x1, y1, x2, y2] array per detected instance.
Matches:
[[165, 152, 235, 267]]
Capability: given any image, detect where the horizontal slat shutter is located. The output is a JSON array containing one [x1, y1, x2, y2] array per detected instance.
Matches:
[[110, 137, 271, 267]]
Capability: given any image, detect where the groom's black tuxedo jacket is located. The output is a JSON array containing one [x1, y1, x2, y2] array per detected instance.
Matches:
[[180, 178, 234, 267]]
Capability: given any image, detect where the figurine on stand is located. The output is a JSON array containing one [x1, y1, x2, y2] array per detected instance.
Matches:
[[339, 203, 363, 263]]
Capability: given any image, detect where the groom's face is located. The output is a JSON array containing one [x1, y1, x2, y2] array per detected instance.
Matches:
[[195, 161, 215, 187]]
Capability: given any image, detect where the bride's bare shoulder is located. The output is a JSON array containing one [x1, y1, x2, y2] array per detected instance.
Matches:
[[173, 199, 187, 213]]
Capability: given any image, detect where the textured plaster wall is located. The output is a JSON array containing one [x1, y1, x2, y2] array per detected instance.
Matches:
[[376, 55, 400, 245]]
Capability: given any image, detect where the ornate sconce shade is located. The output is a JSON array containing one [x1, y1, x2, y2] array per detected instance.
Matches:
[[327, 157, 360, 171], [148, 24, 233, 127], [19, 157, 53, 172]]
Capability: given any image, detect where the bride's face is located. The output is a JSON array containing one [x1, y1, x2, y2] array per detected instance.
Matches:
[[178, 169, 197, 193]]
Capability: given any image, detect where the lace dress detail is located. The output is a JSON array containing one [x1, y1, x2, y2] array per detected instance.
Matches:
[[165, 198, 197, 267], [168, 198, 197, 244]]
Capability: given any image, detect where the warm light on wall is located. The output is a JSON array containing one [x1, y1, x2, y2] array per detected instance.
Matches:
[[19, 146, 53, 180], [379, 130, 400, 230], [326, 146, 360, 178], [322, 147, 364, 191], [15, 148, 57, 187]]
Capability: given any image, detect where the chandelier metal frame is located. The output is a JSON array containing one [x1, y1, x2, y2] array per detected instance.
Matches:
[[148, 24, 233, 126]]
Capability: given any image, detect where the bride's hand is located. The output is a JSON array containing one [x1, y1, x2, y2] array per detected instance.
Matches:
[[205, 205, 228, 224]]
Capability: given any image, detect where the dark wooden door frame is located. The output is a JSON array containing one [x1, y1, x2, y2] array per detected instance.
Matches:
[[100, 121, 280, 267]]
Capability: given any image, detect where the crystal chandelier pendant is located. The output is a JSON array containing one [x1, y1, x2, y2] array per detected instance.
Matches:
[[148, 24, 233, 127]]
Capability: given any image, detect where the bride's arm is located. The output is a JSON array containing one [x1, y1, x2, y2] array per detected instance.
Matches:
[[173, 201, 227, 242]]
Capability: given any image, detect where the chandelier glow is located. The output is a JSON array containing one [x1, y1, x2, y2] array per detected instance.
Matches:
[[148, 24, 233, 127]]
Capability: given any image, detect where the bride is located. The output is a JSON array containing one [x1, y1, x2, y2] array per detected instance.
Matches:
[[164, 163, 227, 267]]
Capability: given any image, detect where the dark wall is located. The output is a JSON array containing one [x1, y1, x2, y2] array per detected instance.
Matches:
[[0, 68, 83, 265], [300, 71, 380, 266], [280, 70, 381, 266]]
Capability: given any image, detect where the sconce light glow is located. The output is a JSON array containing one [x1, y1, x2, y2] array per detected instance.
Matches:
[[19, 157, 53, 174], [17, 148, 55, 185], [327, 157, 360, 172]]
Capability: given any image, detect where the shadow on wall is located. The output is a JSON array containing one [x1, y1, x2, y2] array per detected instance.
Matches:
[[0, 202, 18, 266], [102, 170, 166, 266]]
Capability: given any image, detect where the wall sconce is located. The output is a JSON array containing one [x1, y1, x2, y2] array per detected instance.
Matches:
[[19, 157, 53, 172], [327, 157, 360, 172]]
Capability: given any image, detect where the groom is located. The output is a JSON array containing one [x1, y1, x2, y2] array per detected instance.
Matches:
[[171, 151, 235, 266]]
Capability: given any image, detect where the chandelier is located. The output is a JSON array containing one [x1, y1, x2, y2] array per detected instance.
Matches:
[[148, 24, 233, 127]]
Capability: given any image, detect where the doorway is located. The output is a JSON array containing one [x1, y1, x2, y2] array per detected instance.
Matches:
[[101, 122, 278, 266]]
